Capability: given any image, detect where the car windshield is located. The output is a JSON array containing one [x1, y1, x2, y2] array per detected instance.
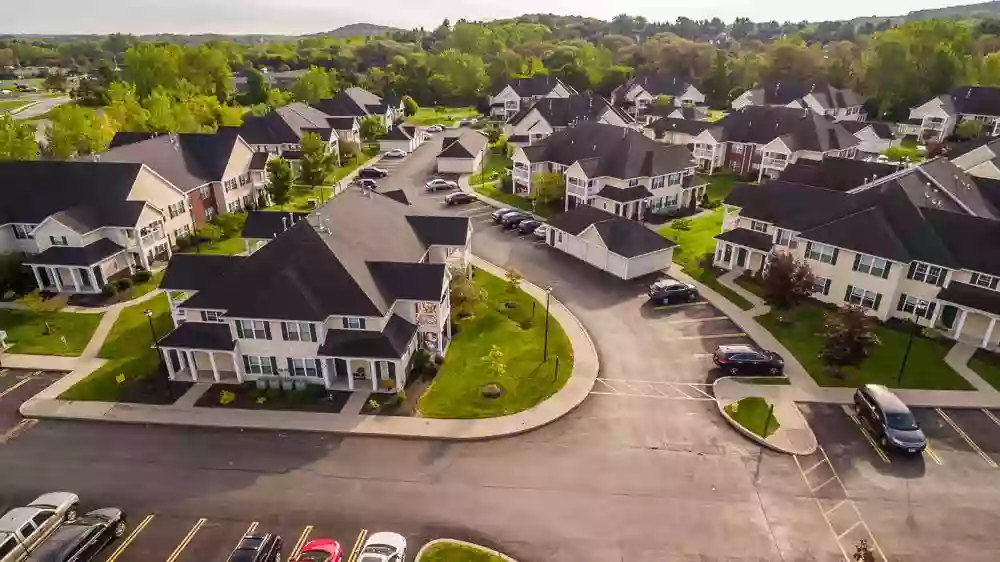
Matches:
[[886, 412, 919, 431], [295, 551, 331, 562]]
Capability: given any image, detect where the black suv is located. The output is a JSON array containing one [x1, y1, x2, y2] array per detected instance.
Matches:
[[227, 533, 283, 562], [712, 345, 784, 375], [24, 508, 127, 562], [357, 167, 388, 179], [647, 279, 698, 304], [854, 384, 926, 453]]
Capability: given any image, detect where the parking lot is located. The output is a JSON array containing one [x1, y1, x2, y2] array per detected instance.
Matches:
[[0, 368, 62, 442]]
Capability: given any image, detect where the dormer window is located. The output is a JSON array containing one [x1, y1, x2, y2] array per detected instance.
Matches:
[[971, 272, 1000, 290], [749, 220, 768, 233], [343, 317, 366, 330]]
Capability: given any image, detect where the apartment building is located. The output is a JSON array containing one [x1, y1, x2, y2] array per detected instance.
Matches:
[[714, 158, 1000, 349], [504, 94, 635, 146], [311, 87, 403, 130], [511, 122, 706, 219], [489, 76, 574, 121], [156, 187, 471, 391], [899, 87, 1000, 142], [732, 80, 868, 121], [232, 102, 341, 158], [611, 73, 706, 124], [0, 161, 195, 294]]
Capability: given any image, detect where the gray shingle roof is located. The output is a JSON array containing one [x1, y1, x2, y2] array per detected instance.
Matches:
[[22, 238, 125, 266], [712, 106, 859, 151], [98, 130, 242, 192], [937, 281, 1000, 315], [507, 94, 633, 128], [949, 86, 1000, 117], [241, 211, 310, 239], [439, 130, 487, 159], [714, 228, 774, 252], [548, 205, 677, 258], [318, 314, 418, 358], [502, 75, 565, 97], [521, 122, 694, 180], [758, 80, 865, 110], [235, 103, 336, 145], [311, 87, 386, 119], [595, 185, 654, 202], [647, 117, 712, 137], [778, 158, 902, 192], [161, 254, 243, 292], [158, 322, 236, 351]]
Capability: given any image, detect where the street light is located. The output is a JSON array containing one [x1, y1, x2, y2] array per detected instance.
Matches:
[[542, 286, 553, 360], [145, 309, 171, 400], [897, 319, 917, 386]]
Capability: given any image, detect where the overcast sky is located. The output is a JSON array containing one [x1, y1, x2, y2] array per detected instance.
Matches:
[[6, 0, 963, 35]]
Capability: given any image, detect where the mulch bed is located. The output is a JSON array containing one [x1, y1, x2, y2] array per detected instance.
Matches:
[[194, 382, 352, 413], [118, 372, 193, 405]]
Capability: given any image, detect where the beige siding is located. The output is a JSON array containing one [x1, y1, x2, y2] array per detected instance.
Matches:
[[624, 248, 673, 279], [33, 218, 85, 252], [128, 167, 193, 245]]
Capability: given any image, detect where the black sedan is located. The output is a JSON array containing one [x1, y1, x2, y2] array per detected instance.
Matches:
[[500, 212, 531, 228], [445, 192, 477, 205], [357, 167, 389, 179], [517, 219, 542, 234], [712, 344, 784, 376], [647, 279, 698, 304], [25, 508, 127, 562], [227, 532, 283, 562]]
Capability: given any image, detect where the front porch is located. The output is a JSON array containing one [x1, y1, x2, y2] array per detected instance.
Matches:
[[159, 321, 241, 382], [24, 240, 131, 294], [935, 281, 1000, 350], [712, 230, 773, 274]]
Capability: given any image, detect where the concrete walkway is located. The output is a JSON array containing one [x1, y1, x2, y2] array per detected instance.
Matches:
[[457, 175, 548, 221], [18, 255, 601, 440], [714, 377, 817, 455]]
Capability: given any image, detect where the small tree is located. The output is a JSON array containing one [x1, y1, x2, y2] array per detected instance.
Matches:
[[530, 171, 565, 207], [339, 139, 360, 162], [483, 122, 503, 144], [820, 305, 881, 372], [482, 345, 507, 383], [956, 119, 984, 140], [504, 267, 522, 293], [266, 157, 293, 206], [450, 270, 487, 317], [195, 224, 223, 251], [43, 71, 68, 92], [763, 252, 816, 308], [654, 94, 673, 106], [402, 95, 418, 117], [298, 132, 336, 189], [358, 115, 387, 142]]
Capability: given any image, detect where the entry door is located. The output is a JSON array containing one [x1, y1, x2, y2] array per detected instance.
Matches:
[[723, 245, 732, 263], [940, 305, 958, 329], [736, 248, 748, 268], [38, 267, 52, 287]]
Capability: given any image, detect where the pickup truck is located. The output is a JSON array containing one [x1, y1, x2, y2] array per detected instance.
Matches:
[[0, 493, 80, 562]]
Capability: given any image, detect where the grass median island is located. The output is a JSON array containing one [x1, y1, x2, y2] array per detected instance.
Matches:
[[757, 304, 973, 390], [61, 293, 190, 402], [724, 396, 780, 438], [472, 182, 559, 218], [418, 542, 507, 562], [469, 150, 509, 187], [0, 309, 103, 356], [407, 106, 479, 126], [417, 268, 574, 419]]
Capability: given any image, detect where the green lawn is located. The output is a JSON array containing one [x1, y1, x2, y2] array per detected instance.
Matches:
[[725, 396, 780, 438], [417, 268, 574, 419], [969, 349, 1000, 391], [702, 173, 739, 203], [658, 208, 754, 310], [706, 109, 726, 122], [418, 543, 506, 562], [469, 150, 510, 186], [407, 106, 480, 127], [268, 184, 333, 212], [0, 309, 103, 356], [0, 99, 31, 113], [757, 305, 974, 390], [473, 182, 560, 218], [332, 149, 377, 182], [186, 236, 246, 255], [61, 294, 178, 402]]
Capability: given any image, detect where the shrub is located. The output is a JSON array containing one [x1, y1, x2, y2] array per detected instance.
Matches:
[[212, 212, 247, 237], [133, 270, 152, 283], [116, 278, 133, 291], [671, 218, 693, 231], [101, 283, 119, 297]]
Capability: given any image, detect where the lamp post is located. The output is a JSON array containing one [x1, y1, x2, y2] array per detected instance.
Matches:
[[145, 309, 171, 400], [542, 286, 553, 361], [897, 320, 917, 386]]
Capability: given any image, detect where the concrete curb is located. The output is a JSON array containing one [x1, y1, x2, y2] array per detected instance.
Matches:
[[457, 175, 547, 222], [18, 255, 600, 440], [713, 377, 818, 456], [415, 539, 518, 562]]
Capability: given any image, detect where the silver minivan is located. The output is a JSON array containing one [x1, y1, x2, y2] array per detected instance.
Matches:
[[0, 492, 80, 562]]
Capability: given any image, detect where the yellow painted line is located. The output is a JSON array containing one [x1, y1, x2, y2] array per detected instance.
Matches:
[[291, 525, 313, 555], [0, 419, 38, 444], [825, 499, 848, 516], [165, 518, 207, 562], [982, 408, 1000, 428], [0, 369, 10, 378], [936, 408, 997, 468], [836, 520, 862, 540], [792, 455, 851, 562], [810, 475, 837, 493], [847, 414, 891, 464], [346, 529, 368, 562], [105, 514, 155, 562], [924, 443, 943, 465]]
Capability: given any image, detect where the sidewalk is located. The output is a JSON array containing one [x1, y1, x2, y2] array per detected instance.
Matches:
[[18, 254, 600, 440], [714, 377, 817, 455]]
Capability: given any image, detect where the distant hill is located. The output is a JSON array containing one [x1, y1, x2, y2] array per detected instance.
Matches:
[[850, 0, 1000, 27], [308, 23, 399, 38]]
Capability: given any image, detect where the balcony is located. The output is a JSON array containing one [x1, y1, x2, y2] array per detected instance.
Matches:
[[567, 184, 590, 197], [923, 119, 945, 130], [140, 229, 166, 247], [762, 156, 788, 169], [693, 148, 714, 159]]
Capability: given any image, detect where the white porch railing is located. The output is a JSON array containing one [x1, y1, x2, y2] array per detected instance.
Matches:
[[693, 148, 714, 158], [762, 156, 788, 169]]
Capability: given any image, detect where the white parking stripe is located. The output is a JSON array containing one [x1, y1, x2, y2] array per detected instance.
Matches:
[[660, 316, 730, 324], [673, 332, 747, 340]]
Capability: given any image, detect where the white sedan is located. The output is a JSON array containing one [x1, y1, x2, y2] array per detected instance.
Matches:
[[533, 224, 550, 239], [425, 125, 444, 132], [425, 178, 458, 191], [384, 148, 408, 158], [357, 532, 406, 562]]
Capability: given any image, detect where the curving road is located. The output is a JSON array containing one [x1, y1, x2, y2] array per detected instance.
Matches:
[[11, 95, 70, 120]]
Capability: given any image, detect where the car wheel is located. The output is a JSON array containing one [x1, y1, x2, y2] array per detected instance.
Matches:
[[728, 367, 740, 375], [65, 504, 78, 522], [113, 520, 127, 538]]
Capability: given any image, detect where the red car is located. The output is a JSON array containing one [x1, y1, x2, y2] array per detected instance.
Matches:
[[292, 538, 343, 562]]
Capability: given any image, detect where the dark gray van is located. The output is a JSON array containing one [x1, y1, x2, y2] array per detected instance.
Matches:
[[854, 384, 926, 453]]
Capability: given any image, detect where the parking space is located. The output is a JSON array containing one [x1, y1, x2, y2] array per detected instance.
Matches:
[[0, 369, 62, 441]]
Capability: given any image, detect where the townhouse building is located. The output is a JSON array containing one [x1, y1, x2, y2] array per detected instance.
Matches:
[[900, 87, 1000, 142], [311, 87, 403, 130], [714, 158, 1000, 349], [98, 129, 265, 221], [231, 102, 341, 158], [947, 136, 1000, 179], [157, 187, 471, 391], [611, 73, 706, 124], [511, 122, 706, 220], [489, 76, 574, 121], [690, 106, 860, 180], [0, 161, 195, 294], [504, 94, 635, 146], [732, 80, 867, 121], [837, 121, 899, 156]]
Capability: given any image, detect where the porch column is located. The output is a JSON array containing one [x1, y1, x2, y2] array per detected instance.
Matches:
[[135, 232, 151, 270], [983, 317, 997, 349], [954, 309, 969, 340], [51, 267, 63, 292], [371, 360, 378, 391], [31, 266, 43, 290], [728, 245, 736, 269], [185, 350, 198, 381], [208, 352, 220, 382], [163, 348, 176, 380], [68, 268, 80, 293], [710, 144, 717, 175], [347, 361, 355, 391], [232, 352, 243, 383], [164, 239, 173, 259], [320, 359, 332, 389]]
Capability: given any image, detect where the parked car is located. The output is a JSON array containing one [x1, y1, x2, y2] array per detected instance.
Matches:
[[290, 538, 342, 562], [357, 532, 406, 562], [445, 192, 476, 205], [647, 279, 698, 304], [458, 119, 472, 126], [421, 132, 433, 141], [517, 219, 541, 234], [425, 125, 444, 132], [356, 179, 379, 190], [854, 384, 926, 453], [226, 533, 282, 562], [712, 345, 784, 376], [384, 149, 407, 158], [357, 167, 388, 179], [0, 492, 81, 562], [533, 224, 550, 239], [425, 178, 458, 192], [501, 212, 531, 228], [23, 508, 127, 562], [490, 208, 516, 221]]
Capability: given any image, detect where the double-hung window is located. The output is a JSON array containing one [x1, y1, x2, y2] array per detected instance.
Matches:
[[243, 355, 276, 375], [732, 143, 744, 154], [897, 293, 936, 319], [200, 310, 223, 322], [774, 228, 792, 246], [844, 284, 882, 310], [288, 358, 321, 378], [749, 220, 768, 233], [971, 272, 1000, 290], [12, 224, 34, 240], [628, 178, 642, 187], [236, 319, 270, 339], [907, 262, 945, 286], [342, 317, 366, 330], [812, 276, 832, 296], [283, 321, 315, 342], [651, 176, 665, 189], [853, 254, 891, 278], [49, 235, 68, 246], [805, 242, 837, 264]]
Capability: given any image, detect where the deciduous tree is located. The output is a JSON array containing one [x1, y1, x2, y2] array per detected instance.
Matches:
[[46, 104, 115, 159], [402, 95, 418, 117], [358, 115, 387, 142], [291, 66, 333, 104], [820, 306, 880, 371], [530, 171, 565, 206], [266, 157, 293, 206], [763, 252, 816, 308], [956, 119, 984, 139], [0, 115, 38, 161], [298, 132, 335, 188]]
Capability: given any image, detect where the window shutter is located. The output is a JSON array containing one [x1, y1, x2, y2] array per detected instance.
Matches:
[[831, 248, 840, 265], [852, 254, 861, 271], [242, 355, 251, 372], [309, 324, 317, 342], [823, 279, 832, 296], [270, 357, 278, 372], [280, 322, 288, 340], [897, 294, 907, 311], [287, 358, 294, 375], [263, 322, 272, 340], [844, 284, 853, 302], [937, 271, 946, 287], [314, 358, 323, 375], [873, 293, 883, 310], [971, 272, 980, 286], [926, 302, 937, 320], [235, 321, 245, 339], [342, 318, 349, 329], [882, 263, 891, 279], [200, 311, 208, 322], [804, 241, 812, 256], [992, 277, 999, 290], [907, 262, 917, 280]]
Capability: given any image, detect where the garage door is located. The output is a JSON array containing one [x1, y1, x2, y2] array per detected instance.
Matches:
[[586, 243, 608, 269], [623, 248, 674, 279], [607, 253, 628, 279], [568, 237, 588, 260]]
